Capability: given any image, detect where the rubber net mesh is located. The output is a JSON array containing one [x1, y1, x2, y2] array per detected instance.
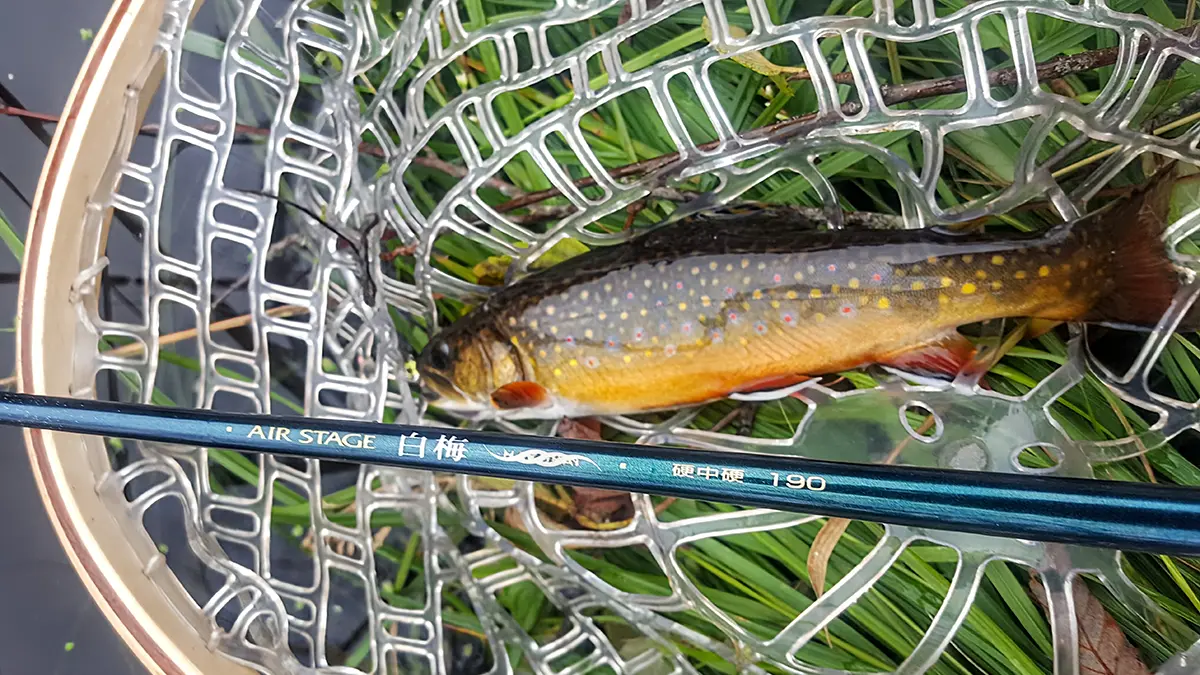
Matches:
[[63, 0, 1200, 672]]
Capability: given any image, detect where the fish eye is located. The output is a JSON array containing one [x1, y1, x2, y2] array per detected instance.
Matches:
[[427, 341, 454, 371]]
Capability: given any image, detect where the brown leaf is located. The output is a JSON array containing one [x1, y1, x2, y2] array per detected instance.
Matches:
[[558, 417, 604, 441], [808, 517, 851, 597], [1030, 579, 1151, 675], [558, 418, 633, 524]]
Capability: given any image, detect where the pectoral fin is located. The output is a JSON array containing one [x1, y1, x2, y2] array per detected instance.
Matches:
[[878, 333, 977, 379], [491, 381, 550, 409]]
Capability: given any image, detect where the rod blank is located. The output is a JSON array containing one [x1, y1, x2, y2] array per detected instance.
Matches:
[[4, 391, 1200, 556]]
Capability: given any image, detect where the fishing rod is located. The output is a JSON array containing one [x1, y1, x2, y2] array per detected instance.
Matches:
[[4, 390, 1199, 556]]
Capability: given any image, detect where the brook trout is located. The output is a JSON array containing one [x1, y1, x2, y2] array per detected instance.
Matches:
[[418, 178, 1182, 419]]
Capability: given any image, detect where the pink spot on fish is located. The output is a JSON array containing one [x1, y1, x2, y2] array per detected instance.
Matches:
[[773, 273, 782, 283], [753, 321, 768, 335], [626, 291, 635, 300], [681, 322, 693, 335], [827, 264, 837, 272], [584, 356, 600, 368], [724, 286, 736, 298], [839, 303, 856, 318], [675, 281, 684, 290], [781, 312, 796, 325], [633, 328, 645, 342], [664, 344, 677, 357], [872, 273, 882, 282], [711, 329, 724, 343]]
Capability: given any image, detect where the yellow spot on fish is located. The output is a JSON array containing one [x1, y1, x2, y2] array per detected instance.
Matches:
[[927, 256, 937, 264], [815, 313, 826, 322], [580, 290, 589, 300], [1015, 270, 1027, 279], [911, 281, 926, 291], [508, 317, 517, 326], [701, 296, 711, 307], [550, 326, 559, 335], [553, 368, 563, 376], [623, 355, 632, 363], [849, 278, 860, 289], [584, 329, 594, 339], [539, 350, 547, 358], [742, 276, 751, 285], [963, 255, 975, 263], [878, 297, 890, 309], [752, 290, 763, 300], [741, 259, 750, 268], [962, 283, 977, 295], [787, 290, 798, 300], [620, 311, 628, 320], [640, 308, 648, 317], [530, 320, 538, 330], [831, 284, 841, 293], [975, 270, 987, 280], [741, 302, 751, 310], [810, 289, 822, 299], [794, 271, 804, 281], [709, 261, 718, 270], [546, 306, 556, 315], [569, 359, 578, 367], [941, 277, 953, 287], [739, 337, 749, 346], [598, 312, 607, 320], [895, 269, 906, 278], [991, 281, 1002, 290], [691, 267, 699, 275], [911, 265, 922, 274], [771, 300, 780, 309], [678, 302, 688, 311], [992, 255, 1005, 265], [1038, 265, 1050, 277], [644, 350, 653, 357], [510, 336, 520, 346], [698, 314, 706, 322], [554, 345, 562, 353], [939, 293, 950, 305], [604, 283, 612, 292], [726, 264, 734, 272]]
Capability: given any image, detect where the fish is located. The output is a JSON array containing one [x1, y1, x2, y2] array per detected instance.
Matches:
[[417, 175, 1184, 420]]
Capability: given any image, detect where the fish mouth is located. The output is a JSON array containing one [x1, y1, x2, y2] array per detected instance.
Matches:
[[419, 371, 492, 416]]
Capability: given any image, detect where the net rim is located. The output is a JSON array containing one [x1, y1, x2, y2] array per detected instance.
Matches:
[[19, 0, 252, 672]]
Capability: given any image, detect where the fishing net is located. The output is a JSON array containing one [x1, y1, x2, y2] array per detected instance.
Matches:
[[29, 0, 1200, 672]]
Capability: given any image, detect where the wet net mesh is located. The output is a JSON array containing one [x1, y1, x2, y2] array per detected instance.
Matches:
[[65, 0, 1200, 672]]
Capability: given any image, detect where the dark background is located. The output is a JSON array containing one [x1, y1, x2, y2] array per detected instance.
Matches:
[[0, 1, 146, 673]]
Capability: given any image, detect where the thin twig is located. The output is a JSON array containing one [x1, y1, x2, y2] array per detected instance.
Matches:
[[103, 304, 309, 358], [0, 305, 311, 389], [493, 41, 1150, 215]]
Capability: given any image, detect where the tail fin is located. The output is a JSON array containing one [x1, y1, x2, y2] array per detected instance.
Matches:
[[1079, 165, 1186, 329]]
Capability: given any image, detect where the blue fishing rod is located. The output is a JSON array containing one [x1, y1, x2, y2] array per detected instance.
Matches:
[[2, 390, 1198, 556]]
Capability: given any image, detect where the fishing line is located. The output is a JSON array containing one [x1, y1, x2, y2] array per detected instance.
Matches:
[[236, 188, 382, 303]]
